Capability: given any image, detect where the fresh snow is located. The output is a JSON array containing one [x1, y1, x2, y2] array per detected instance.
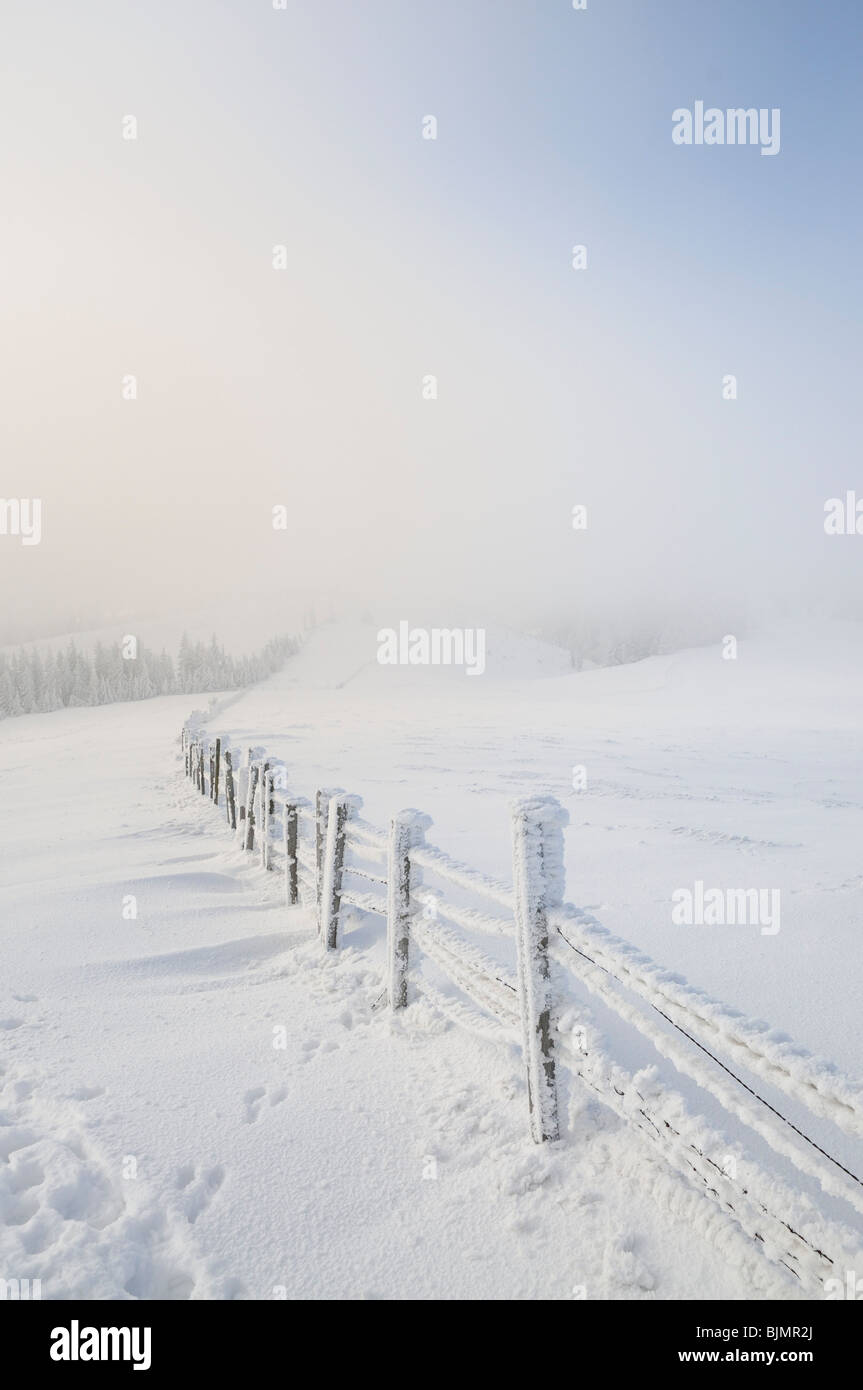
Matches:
[[2, 621, 863, 1299]]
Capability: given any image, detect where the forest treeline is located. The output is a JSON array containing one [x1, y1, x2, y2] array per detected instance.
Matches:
[[0, 632, 298, 719]]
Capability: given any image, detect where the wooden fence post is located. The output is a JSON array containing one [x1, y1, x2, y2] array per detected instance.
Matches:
[[320, 795, 354, 949], [224, 749, 237, 830], [284, 801, 298, 906], [315, 789, 326, 912], [212, 737, 221, 805], [260, 766, 271, 870], [386, 810, 431, 1010], [198, 743, 206, 795], [511, 796, 568, 1144], [243, 762, 259, 852], [314, 788, 340, 922], [233, 750, 247, 834]]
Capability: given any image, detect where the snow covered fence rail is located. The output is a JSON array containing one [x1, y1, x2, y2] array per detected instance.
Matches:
[[549, 905, 863, 1143], [179, 723, 863, 1290], [180, 722, 562, 1145]]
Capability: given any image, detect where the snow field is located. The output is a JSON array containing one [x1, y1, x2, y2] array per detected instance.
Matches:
[[0, 695, 804, 1299]]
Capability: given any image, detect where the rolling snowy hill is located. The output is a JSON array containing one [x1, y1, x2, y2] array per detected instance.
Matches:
[[2, 621, 863, 1299]]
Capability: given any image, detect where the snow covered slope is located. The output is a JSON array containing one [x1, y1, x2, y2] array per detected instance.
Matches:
[[271, 620, 573, 689], [3, 621, 863, 1299], [0, 698, 791, 1300], [220, 621, 863, 1083]]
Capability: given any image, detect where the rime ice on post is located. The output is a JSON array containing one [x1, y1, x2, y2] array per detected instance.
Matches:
[[386, 810, 431, 1010], [196, 733, 207, 795], [260, 762, 270, 869], [284, 800, 299, 906], [212, 737, 221, 805], [235, 760, 248, 839], [511, 796, 568, 1143], [262, 759, 286, 872], [244, 762, 260, 852], [320, 794, 361, 950], [224, 748, 237, 829], [314, 788, 341, 930]]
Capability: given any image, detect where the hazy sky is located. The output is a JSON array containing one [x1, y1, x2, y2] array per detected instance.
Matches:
[[1, 0, 861, 643]]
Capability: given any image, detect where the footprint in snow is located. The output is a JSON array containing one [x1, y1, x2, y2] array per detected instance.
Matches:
[[175, 1164, 225, 1224], [300, 1038, 339, 1064], [68, 1085, 105, 1102], [243, 1085, 287, 1123]]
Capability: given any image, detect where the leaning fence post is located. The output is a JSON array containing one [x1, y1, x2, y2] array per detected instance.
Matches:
[[511, 796, 568, 1144], [284, 801, 299, 906], [386, 810, 430, 1010]]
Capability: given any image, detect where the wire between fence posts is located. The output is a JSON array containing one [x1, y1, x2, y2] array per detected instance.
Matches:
[[386, 810, 431, 1010], [511, 796, 568, 1144], [320, 795, 357, 950], [174, 721, 863, 1281]]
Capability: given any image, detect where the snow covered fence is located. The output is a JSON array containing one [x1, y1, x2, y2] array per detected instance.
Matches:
[[179, 722, 562, 1148], [179, 722, 863, 1291]]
